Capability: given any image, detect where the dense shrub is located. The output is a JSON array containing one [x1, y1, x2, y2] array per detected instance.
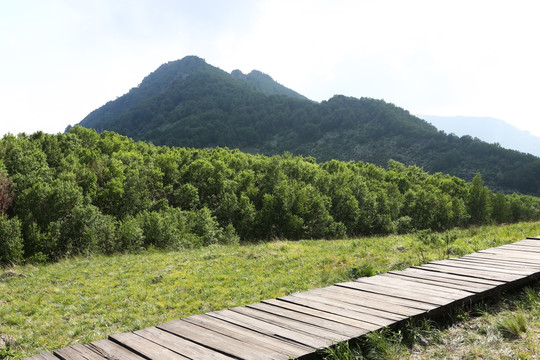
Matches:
[[0, 216, 23, 265], [1, 127, 539, 264]]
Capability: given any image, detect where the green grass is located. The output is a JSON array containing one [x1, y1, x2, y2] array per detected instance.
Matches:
[[1, 221, 539, 359]]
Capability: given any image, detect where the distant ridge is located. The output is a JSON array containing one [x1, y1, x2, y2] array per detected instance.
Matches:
[[75, 56, 540, 195], [231, 69, 308, 100], [420, 115, 540, 158]]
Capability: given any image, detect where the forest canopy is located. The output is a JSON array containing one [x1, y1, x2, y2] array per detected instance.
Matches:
[[1, 127, 540, 265]]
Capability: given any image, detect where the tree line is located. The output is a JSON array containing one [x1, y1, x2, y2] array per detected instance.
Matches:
[[1, 127, 540, 265]]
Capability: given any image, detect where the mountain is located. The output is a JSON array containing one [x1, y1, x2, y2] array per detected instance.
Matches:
[[76, 56, 540, 196], [419, 115, 540, 158]]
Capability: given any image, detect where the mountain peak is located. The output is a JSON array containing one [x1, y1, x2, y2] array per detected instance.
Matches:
[[231, 68, 308, 100]]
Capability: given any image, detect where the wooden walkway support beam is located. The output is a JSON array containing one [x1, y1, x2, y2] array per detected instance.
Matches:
[[24, 236, 540, 360]]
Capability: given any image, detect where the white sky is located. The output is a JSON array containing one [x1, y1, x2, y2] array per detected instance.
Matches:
[[2, 0, 540, 137]]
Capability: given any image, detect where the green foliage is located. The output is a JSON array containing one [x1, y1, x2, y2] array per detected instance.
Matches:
[[0, 216, 23, 265], [1, 127, 540, 264], [77, 56, 540, 196]]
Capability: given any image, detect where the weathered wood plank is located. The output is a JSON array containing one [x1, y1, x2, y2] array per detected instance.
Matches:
[[54, 345, 103, 360], [231, 306, 349, 342], [388, 268, 500, 290], [333, 282, 437, 311], [262, 298, 372, 333], [431, 259, 535, 276], [87, 339, 146, 360], [459, 255, 540, 269], [415, 263, 520, 282], [383, 272, 488, 293], [344, 280, 452, 306], [159, 318, 296, 359], [359, 274, 476, 299], [306, 287, 419, 318], [208, 308, 331, 349], [501, 244, 540, 253], [292, 290, 409, 323], [405, 266, 505, 286], [135, 326, 237, 360], [275, 295, 383, 331], [378, 272, 480, 295], [183, 314, 311, 357], [109, 332, 190, 360], [479, 248, 540, 261], [246, 302, 364, 338], [452, 257, 540, 273]]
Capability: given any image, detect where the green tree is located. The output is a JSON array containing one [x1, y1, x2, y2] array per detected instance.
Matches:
[[468, 173, 491, 224]]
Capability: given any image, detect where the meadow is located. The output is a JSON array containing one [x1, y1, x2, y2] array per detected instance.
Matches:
[[2, 221, 540, 359]]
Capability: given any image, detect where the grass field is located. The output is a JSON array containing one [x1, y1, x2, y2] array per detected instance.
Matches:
[[1, 221, 540, 359]]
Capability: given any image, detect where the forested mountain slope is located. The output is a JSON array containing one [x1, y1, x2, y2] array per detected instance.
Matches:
[[76, 56, 540, 195]]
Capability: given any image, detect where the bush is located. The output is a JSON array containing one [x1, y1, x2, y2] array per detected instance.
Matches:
[[116, 217, 145, 252], [56, 204, 116, 256], [0, 216, 24, 266]]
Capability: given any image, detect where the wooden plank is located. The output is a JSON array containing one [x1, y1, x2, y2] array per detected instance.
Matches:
[[208, 308, 332, 349], [159, 318, 294, 360], [479, 248, 540, 261], [331, 283, 437, 311], [359, 274, 475, 299], [109, 332, 189, 360], [183, 314, 311, 357], [503, 244, 540, 252], [465, 251, 540, 266], [54, 346, 103, 360], [71, 345, 106, 360], [275, 295, 383, 331], [231, 306, 349, 342], [135, 327, 237, 360], [306, 286, 421, 317], [392, 267, 502, 288], [378, 272, 481, 295], [246, 302, 364, 338], [429, 259, 533, 276], [262, 298, 372, 333], [415, 263, 519, 282], [501, 244, 540, 253], [87, 339, 146, 360], [383, 271, 489, 293], [343, 280, 452, 306], [499, 244, 540, 253], [292, 290, 409, 323], [460, 254, 540, 268], [453, 257, 540, 271]]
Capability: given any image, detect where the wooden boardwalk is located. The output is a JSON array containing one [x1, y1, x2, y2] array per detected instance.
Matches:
[[25, 237, 540, 360]]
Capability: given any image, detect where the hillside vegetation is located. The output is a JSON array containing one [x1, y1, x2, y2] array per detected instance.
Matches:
[[1, 127, 540, 265], [76, 56, 540, 195]]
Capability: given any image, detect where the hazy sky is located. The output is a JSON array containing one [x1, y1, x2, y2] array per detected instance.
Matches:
[[2, 0, 540, 137]]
